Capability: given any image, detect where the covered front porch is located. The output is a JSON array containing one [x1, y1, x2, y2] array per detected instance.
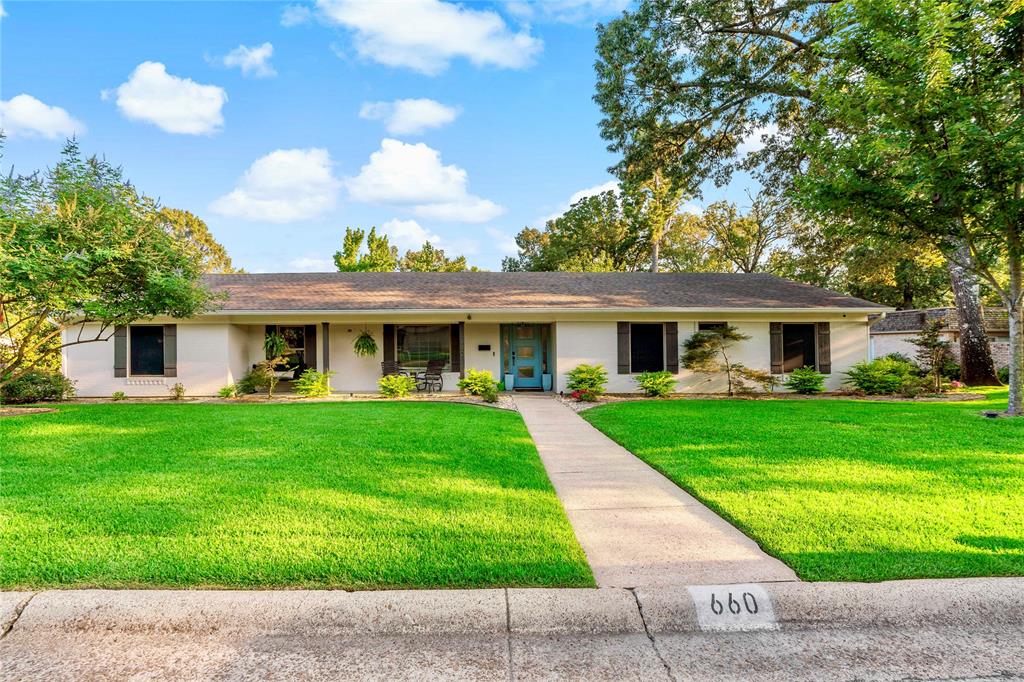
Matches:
[[236, 320, 556, 394]]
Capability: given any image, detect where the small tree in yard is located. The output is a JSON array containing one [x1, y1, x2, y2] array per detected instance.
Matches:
[[911, 319, 954, 394], [0, 140, 216, 390], [681, 326, 751, 396]]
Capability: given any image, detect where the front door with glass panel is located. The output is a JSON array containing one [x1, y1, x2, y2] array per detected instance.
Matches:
[[512, 325, 543, 389]]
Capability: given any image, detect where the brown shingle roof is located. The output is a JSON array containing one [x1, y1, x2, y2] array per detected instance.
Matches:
[[203, 272, 887, 312], [870, 307, 1010, 333]]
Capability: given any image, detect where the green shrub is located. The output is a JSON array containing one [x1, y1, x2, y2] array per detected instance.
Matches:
[[898, 375, 933, 398], [998, 365, 1010, 384], [293, 369, 335, 398], [1, 370, 76, 404], [844, 357, 917, 395], [235, 371, 260, 395], [737, 367, 778, 393], [566, 364, 608, 401], [481, 383, 499, 403], [458, 369, 498, 396], [635, 371, 676, 397], [378, 373, 417, 398], [785, 366, 826, 394], [169, 382, 186, 400], [111, 390, 127, 401], [218, 384, 237, 398]]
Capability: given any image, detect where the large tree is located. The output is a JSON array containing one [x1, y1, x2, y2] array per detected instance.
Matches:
[[0, 141, 216, 389], [333, 227, 398, 272], [594, 0, 999, 385], [794, 0, 1023, 412], [157, 208, 239, 274], [399, 241, 471, 272]]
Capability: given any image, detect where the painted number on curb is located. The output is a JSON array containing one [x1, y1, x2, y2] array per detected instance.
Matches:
[[687, 585, 779, 632]]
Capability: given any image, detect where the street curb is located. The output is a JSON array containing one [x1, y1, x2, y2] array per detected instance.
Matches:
[[2, 578, 1022, 639]]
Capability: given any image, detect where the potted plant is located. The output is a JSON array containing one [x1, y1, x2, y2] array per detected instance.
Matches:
[[353, 329, 378, 357]]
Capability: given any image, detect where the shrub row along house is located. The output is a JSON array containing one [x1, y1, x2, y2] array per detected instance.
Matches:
[[62, 272, 889, 396], [869, 307, 1011, 369]]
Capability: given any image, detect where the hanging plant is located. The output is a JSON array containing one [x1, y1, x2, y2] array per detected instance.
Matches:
[[353, 329, 378, 358]]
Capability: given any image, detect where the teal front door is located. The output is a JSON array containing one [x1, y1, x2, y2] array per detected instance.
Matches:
[[511, 325, 543, 389]]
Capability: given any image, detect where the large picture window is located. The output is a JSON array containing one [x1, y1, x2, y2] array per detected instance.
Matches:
[[130, 325, 164, 376], [630, 323, 664, 373], [783, 323, 817, 372], [397, 325, 450, 369]]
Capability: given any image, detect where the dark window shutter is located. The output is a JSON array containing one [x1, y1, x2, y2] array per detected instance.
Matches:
[[114, 326, 127, 377], [265, 325, 275, 359], [816, 322, 832, 374], [162, 324, 177, 377], [617, 322, 630, 374], [664, 322, 679, 373], [383, 324, 395, 363], [321, 322, 330, 372], [770, 322, 784, 374], [450, 323, 464, 375], [304, 324, 317, 370]]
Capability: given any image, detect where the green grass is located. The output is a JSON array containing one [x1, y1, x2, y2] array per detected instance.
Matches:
[[0, 402, 593, 590], [583, 388, 1024, 582]]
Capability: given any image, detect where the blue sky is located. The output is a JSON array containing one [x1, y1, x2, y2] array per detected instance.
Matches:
[[1, 0, 751, 271]]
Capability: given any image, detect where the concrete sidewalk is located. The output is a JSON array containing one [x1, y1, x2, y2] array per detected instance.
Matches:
[[514, 394, 797, 587], [2, 579, 1022, 680]]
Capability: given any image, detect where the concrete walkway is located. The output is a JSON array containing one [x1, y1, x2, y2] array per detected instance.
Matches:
[[514, 394, 797, 587]]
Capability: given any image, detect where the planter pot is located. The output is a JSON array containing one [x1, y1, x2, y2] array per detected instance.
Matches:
[[542, 374, 552, 392], [504, 373, 515, 391]]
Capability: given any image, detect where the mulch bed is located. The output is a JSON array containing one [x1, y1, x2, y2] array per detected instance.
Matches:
[[0, 407, 59, 418], [559, 391, 987, 413]]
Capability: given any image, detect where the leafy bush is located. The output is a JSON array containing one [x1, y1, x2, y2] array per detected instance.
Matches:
[[481, 383, 499, 403], [737, 367, 778, 393], [939, 359, 961, 381], [1, 370, 76, 404], [111, 390, 127, 401], [218, 384, 238, 398], [635, 371, 676, 397], [566, 364, 608, 401], [785, 366, 826, 394], [898, 375, 933, 398], [884, 352, 914, 364], [379, 373, 417, 398], [293, 369, 335, 398], [458, 369, 499, 396], [998, 365, 1010, 384], [844, 357, 917, 395], [235, 371, 261, 395], [169, 382, 186, 400]]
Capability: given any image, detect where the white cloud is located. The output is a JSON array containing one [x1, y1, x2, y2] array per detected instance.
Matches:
[[359, 98, 459, 136], [0, 94, 85, 139], [736, 122, 779, 155], [486, 227, 519, 257], [288, 256, 333, 272], [504, 0, 629, 24], [346, 138, 504, 223], [0, 2, 7, 18], [538, 179, 619, 224], [317, 0, 542, 75], [218, 42, 276, 78], [681, 201, 702, 215], [210, 148, 342, 223], [380, 218, 441, 252], [106, 62, 227, 135], [281, 4, 313, 26]]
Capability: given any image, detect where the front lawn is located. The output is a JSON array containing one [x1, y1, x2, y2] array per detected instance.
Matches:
[[0, 402, 593, 589], [583, 388, 1024, 582]]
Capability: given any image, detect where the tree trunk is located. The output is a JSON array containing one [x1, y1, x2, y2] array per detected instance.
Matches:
[[944, 241, 999, 385], [1008, 302, 1022, 416], [650, 238, 660, 272]]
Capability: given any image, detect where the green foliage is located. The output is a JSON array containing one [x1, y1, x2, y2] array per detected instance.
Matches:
[[458, 369, 499, 397], [293, 369, 335, 398], [910, 319, 954, 393], [169, 382, 185, 400], [681, 326, 751, 395], [378, 373, 417, 398], [400, 241, 471, 272], [0, 140, 216, 389], [263, 332, 288, 360], [235, 371, 261, 395], [480, 383, 499, 403], [999, 366, 1010, 384], [111, 391, 127, 401], [737, 367, 778, 394], [566, 364, 608, 401], [785, 367, 826, 395], [353, 329, 378, 358], [157, 207, 239, 274], [844, 358, 918, 395], [217, 385, 237, 399], [333, 227, 398, 272], [0, 370, 76, 404], [635, 371, 676, 397]]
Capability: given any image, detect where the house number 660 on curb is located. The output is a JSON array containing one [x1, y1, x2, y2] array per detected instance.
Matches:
[[709, 591, 759, 616], [687, 585, 779, 632]]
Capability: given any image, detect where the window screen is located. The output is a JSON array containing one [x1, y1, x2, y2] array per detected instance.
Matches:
[[630, 323, 664, 372], [130, 325, 164, 376], [397, 325, 451, 369], [783, 323, 817, 372]]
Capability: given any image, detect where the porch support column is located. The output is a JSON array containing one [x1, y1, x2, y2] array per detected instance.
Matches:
[[321, 322, 330, 375], [459, 321, 466, 380]]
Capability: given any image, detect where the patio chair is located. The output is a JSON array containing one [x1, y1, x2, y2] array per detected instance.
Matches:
[[381, 361, 408, 377], [415, 360, 445, 393]]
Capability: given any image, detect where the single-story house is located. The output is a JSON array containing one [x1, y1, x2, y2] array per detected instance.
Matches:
[[62, 272, 890, 396], [869, 307, 1010, 369]]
